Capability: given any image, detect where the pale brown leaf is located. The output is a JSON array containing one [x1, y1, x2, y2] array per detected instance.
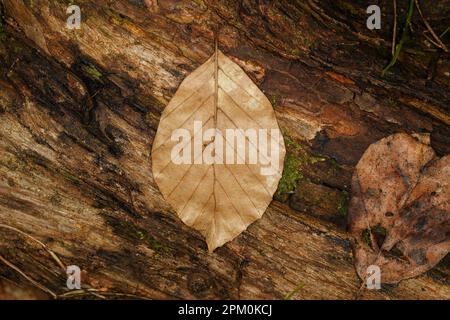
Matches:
[[152, 48, 285, 251]]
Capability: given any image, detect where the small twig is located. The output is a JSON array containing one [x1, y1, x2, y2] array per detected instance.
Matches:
[[0, 225, 142, 300], [284, 282, 305, 300], [0, 254, 57, 299], [8, 58, 19, 74], [58, 289, 106, 300], [440, 26, 450, 38], [414, 0, 448, 52], [0, 224, 66, 272], [382, 0, 415, 77], [392, 0, 398, 57], [423, 31, 443, 49], [58, 288, 151, 300]]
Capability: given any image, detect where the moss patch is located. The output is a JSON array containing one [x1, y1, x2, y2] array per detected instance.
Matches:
[[81, 63, 103, 80], [290, 179, 350, 221], [275, 154, 303, 201], [269, 94, 282, 108], [361, 224, 388, 248], [362, 229, 372, 247], [102, 213, 170, 254], [275, 130, 326, 201], [135, 229, 168, 253], [337, 190, 350, 216]]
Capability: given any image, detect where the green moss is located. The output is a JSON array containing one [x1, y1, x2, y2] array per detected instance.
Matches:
[[372, 224, 387, 247], [337, 191, 350, 216], [13, 44, 23, 54], [361, 224, 387, 248], [328, 157, 338, 172], [275, 154, 303, 200], [135, 229, 168, 253], [82, 64, 103, 80], [283, 131, 326, 163], [102, 214, 170, 254], [372, 224, 387, 237], [362, 229, 371, 247], [282, 131, 298, 151], [275, 130, 326, 200], [269, 94, 282, 108]]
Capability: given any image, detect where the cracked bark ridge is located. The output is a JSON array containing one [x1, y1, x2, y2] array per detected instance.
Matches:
[[349, 133, 450, 283]]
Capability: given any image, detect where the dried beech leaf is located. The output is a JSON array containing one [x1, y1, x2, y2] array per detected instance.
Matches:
[[348, 133, 450, 283], [152, 48, 285, 251]]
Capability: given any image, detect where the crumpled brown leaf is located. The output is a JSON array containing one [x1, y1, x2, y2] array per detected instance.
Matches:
[[152, 46, 285, 252], [348, 133, 450, 283]]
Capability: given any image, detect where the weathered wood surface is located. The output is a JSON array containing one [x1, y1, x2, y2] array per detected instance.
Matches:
[[0, 0, 449, 299]]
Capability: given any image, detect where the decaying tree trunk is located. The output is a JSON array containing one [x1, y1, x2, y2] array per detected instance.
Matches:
[[0, 0, 449, 299]]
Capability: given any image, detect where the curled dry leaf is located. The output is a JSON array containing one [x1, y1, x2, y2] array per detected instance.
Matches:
[[348, 133, 450, 283], [152, 46, 285, 251]]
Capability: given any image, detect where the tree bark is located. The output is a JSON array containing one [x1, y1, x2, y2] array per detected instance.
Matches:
[[0, 0, 449, 299]]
